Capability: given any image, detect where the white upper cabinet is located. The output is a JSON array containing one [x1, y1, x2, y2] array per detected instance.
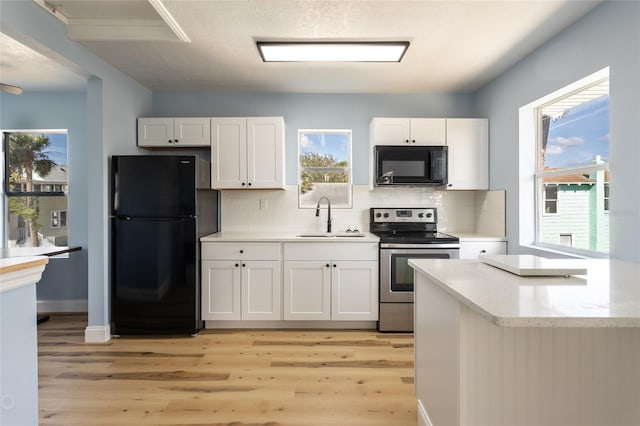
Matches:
[[370, 118, 445, 145], [446, 118, 489, 190], [211, 117, 285, 189], [138, 117, 211, 147]]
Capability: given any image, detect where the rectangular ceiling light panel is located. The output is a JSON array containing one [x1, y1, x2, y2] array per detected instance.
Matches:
[[257, 42, 409, 62]]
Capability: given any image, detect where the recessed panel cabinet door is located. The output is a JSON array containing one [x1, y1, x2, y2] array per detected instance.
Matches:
[[283, 261, 331, 320], [201, 260, 241, 320], [446, 118, 489, 190], [137, 118, 174, 147], [247, 117, 285, 189], [331, 261, 378, 321], [211, 117, 247, 188], [370, 118, 411, 145], [242, 260, 282, 320], [174, 118, 211, 146], [410, 118, 446, 145]]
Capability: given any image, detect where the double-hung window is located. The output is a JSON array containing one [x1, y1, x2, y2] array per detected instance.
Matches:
[[532, 72, 610, 255], [298, 129, 352, 208], [2, 131, 69, 247]]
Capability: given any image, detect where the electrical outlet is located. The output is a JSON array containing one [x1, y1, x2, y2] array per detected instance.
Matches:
[[260, 199, 268, 210]]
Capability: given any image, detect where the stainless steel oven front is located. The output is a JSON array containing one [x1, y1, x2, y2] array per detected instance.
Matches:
[[378, 244, 459, 332]]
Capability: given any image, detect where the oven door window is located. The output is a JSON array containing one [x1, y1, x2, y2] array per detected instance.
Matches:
[[390, 253, 450, 292]]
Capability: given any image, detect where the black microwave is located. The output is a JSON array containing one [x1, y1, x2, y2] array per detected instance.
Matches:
[[375, 145, 448, 186]]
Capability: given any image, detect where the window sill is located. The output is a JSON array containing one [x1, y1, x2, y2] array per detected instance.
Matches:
[[520, 243, 609, 260]]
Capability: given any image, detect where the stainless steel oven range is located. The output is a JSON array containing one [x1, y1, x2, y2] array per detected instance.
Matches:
[[370, 207, 460, 332]]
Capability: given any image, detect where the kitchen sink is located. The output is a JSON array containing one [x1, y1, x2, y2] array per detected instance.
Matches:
[[296, 233, 365, 238]]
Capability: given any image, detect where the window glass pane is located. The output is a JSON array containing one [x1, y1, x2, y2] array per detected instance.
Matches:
[[536, 77, 609, 255], [542, 94, 609, 170], [8, 196, 68, 247], [298, 130, 352, 208], [5, 131, 68, 247], [6, 133, 68, 194], [538, 176, 609, 253]]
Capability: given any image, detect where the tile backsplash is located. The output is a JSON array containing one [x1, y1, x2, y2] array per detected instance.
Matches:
[[220, 185, 505, 236]]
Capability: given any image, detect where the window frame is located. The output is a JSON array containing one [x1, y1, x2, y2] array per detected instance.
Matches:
[[2, 129, 69, 248], [51, 210, 68, 229], [519, 67, 610, 259], [542, 183, 559, 216], [297, 129, 353, 209]]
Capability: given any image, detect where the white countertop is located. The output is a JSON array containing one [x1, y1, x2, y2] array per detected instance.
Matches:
[[201, 231, 380, 243], [0, 256, 49, 294], [409, 258, 640, 327]]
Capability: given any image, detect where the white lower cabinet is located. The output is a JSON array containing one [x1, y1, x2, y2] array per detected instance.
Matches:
[[283, 242, 378, 321], [459, 240, 507, 260], [283, 261, 331, 320], [202, 240, 379, 324], [201, 243, 281, 321]]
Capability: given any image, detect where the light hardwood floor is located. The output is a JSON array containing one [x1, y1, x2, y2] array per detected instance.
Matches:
[[38, 314, 416, 425]]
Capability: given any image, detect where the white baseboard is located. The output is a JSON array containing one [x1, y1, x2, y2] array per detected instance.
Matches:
[[84, 325, 111, 343], [37, 299, 87, 313], [418, 399, 433, 426], [204, 320, 378, 329]]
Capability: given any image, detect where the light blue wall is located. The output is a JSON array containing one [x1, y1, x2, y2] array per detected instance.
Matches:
[[475, 1, 640, 262], [1, 0, 153, 330], [0, 91, 88, 301], [153, 92, 475, 184]]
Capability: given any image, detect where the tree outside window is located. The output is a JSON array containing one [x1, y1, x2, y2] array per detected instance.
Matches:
[[298, 130, 352, 208], [4, 131, 68, 247]]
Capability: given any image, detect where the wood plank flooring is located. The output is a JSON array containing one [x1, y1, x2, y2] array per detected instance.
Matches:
[[38, 314, 416, 425]]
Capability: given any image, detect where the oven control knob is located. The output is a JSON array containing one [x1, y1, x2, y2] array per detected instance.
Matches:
[[418, 213, 424, 218], [376, 213, 382, 218], [426, 212, 433, 218], [383, 213, 389, 218]]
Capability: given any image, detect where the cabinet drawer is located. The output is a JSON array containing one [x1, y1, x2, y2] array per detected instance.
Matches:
[[459, 241, 506, 260], [201, 242, 281, 260], [283, 243, 378, 261]]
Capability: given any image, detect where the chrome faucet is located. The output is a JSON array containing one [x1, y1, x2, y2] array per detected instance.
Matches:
[[315, 196, 332, 233]]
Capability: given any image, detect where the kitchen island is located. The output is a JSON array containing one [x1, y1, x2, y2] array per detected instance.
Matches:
[[409, 257, 640, 426], [1, 256, 49, 426]]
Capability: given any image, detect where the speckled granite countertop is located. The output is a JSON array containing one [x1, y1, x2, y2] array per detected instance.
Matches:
[[409, 258, 640, 327]]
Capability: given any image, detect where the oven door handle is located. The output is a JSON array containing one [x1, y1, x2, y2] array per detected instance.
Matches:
[[379, 243, 460, 249]]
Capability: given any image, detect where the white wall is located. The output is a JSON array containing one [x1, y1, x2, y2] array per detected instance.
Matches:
[[476, 1, 640, 262], [220, 185, 480, 234]]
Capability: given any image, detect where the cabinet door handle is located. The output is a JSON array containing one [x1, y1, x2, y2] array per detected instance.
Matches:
[[412, 139, 416, 143], [405, 139, 410, 144], [480, 250, 487, 254], [326, 264, 330, 268], [242, 263, 246, 267], [235, 263, 239, 267], [174, 139, 178, 143], [241, 182, 246, 186], [240, 250, 244, 254], [333, 264, 337, 268], [248, 182, 252, 187]]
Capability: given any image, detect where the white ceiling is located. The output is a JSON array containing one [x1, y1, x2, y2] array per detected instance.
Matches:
[[0, 32, 87, 92], [1, 0, 602, 94]]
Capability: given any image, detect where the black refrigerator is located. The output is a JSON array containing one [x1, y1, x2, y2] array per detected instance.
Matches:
[[111, 155, 219, 335]]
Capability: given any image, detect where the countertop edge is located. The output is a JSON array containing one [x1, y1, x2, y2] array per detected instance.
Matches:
[[201, 231, 379, 243], [409, 258, 640, 328], [0, 256, 49, 294]]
